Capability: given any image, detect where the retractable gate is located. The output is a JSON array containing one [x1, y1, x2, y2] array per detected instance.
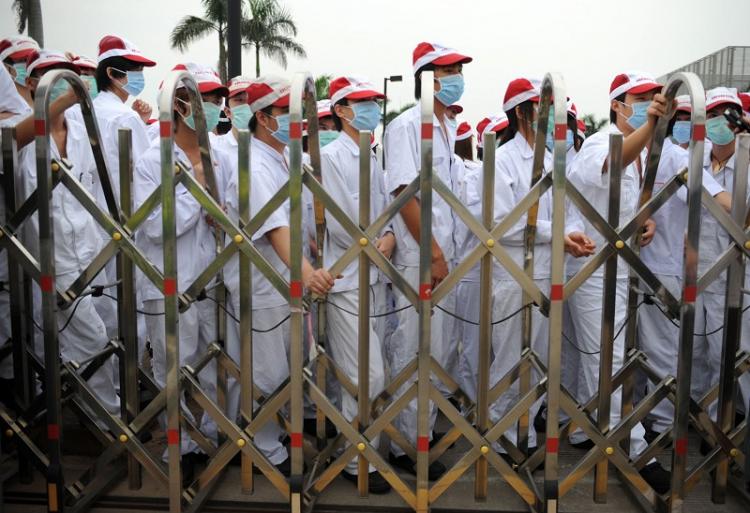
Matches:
[[0, 69, 748, 513]]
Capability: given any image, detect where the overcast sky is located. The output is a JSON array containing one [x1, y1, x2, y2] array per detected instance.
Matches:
[[2, 0, 749, 128]]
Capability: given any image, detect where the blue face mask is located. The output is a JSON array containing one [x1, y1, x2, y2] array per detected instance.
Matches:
[[434, 74, 464, 106], [624, 100, 650, 129], [230, 104, 251, 130], [12, 62, 27, 86], [112, 68, 145, 97], [49, 80, 71, 102], [180, 100, 222, 132], [347, 101, 381, 132], [82, 75, 98, 99], [445, 115, 458, 133], [706, 116, 735, 146], [319, 130, 340, 147], [566, 129, 575, 150], [672, 120, 691, 145], [270, 113, 290, 145]]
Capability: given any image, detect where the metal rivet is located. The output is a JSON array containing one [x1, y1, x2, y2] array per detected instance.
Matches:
[[174, 165, 181, 174], [605, 446, 614, 455], [486, 239, 495, 248], [119, 434, 128, 443], [357, 442, 366, 452], [5, 429, 13, 438], [682, 171, 689, 182], [359, 237, 368, 247], [112, 232, 122, 241], [237, 438, 246, 448], [233, 234, 244, 244], [730, 448, 738, 457], [51, 162, 60, 172], [615, 240, 625, 249], [744, 241, 750, 250], [480, 445, 489, 454]]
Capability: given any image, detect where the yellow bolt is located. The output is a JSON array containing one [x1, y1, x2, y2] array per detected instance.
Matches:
[[605, 446, 614, 455], [51, 162, 60, 172], [112, 231, 122, 241], [357, 442, 366, 452], [730, 448, 739, 458], [682, 171, 689, 182], [359, 237, 368, 247], [174, 165, 181, 174], [744, 241, 750, 250], [615, 240, 625, 249], [5, 429, 13, 438], [237, 438, 246, 448], [233, 234, 244, 244], [119, 434, 128, 443], [486, 239, 495, 248], [480, 445, 489, 455]]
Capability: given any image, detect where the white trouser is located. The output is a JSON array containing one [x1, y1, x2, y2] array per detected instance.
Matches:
[[326, 289, 385, 473], [388, 265, 455, 456], [438, 261, 460, 398], [372, 280, 398, 378], [455, 280, 480, 403], [559, 289, 579, 424], [566, 276, 647, 458], [0, 290, 12, 379], [224, 299, 290, 465], [489, 278, 549, 451], [143, 297, 218, 457]]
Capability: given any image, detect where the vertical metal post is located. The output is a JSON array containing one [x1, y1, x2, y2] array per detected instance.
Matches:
[[357, 130, 372, 495], [415, 70, 434, 513], [474, 131, 495, 501], [381, 78, 388, 159], [117, 128, 141, 489], [237, 129, 254, 493], [712, 133, 749, 501], [227, 0, 242, 79], [593, 134, 623, 502]]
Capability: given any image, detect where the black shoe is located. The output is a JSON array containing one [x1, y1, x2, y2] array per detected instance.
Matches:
[[700, 439, 713, 456], [275, 457, 291, 477], [303, 417, 337, 439], [430, 431, 456, 450], [181, 452, 203, 488], [639, 461, 671, 494], [533, 407, 547, 433], [342, 470, 392, 494], [388, 453, 446, 481], [644, 427, 660, 445], [570, 439, 595, 450]]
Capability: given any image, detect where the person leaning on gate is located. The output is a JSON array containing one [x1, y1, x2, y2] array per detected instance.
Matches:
[[565, 70, 670, 493]]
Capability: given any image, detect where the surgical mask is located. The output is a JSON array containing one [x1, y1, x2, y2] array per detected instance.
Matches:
[[49, 81, 71, 102], [112, 68, 145, 97], [706, 116, 735, 146], [179, 100, 222, 132], [269, 113, 290, 144], [230, 104, 251, 130], [319, 130, 340, 147], [445, 116, 458, 133], [348, 101, 381, 132], [672, 120, 691, 145], [622, 100, 650, 130], [12, 62, 27, 86], [434, 74, 464, 106], [82, 75, 98, 99]]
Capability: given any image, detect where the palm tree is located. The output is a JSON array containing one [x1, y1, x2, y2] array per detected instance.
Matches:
[[385, 103, 415, 125], [315, 75, 331, 101], [12, 0, 44, 46], [581, 113, 608, 137], [242, 0, 306, 78], [170, 0, 235, 82]]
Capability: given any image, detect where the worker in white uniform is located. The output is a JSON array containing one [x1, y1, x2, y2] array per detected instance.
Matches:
[[222, 75, 335, 476], [566, 71, 671, 492], [133, 62, 230, 485], [0, 35, 39, 109], [490, 77, 595, 459], [384, 42, 472, 480]]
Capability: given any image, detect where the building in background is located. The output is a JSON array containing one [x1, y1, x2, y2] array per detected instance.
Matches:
[[659, 46, 750, 92]]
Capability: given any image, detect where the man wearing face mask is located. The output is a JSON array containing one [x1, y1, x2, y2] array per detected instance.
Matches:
[[214, 75, 252, 156], [384, 42, 472, 480], [0, 35, 39, 109], [566, 71, 671, 492], [317, 99, 340, 147]]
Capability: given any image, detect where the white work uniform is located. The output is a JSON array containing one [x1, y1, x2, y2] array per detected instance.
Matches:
[[566, 124, 648, 456], [693, 147, 750, 421], [320, 133, 389, 473], [490, 132, 584, 451], [223, 137, 297, 466], [384, 104, 458, 455], [638, 139, 724, 431], [19, 117, 119, 419], [134, 140, 229, 456]]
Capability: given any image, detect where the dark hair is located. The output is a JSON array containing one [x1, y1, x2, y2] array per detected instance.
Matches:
[[455, 137, 473, 161], [331, 98, 349, 131], [567, 115, 583, 151], [96, 56, 141, 92], [249, 105, 274, 133], [414, 63, 436, 100], [610, 92, 625, 124], [476, 146, 483, 161], [500, 101, 535, 145]]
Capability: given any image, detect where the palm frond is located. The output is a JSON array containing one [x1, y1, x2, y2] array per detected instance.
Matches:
[[12, 0, 27, 33], [170, 15, 217, 52]]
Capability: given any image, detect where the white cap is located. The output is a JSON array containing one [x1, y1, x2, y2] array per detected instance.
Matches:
[[705, 87, 741, 111], [609, 71, 661, 101]]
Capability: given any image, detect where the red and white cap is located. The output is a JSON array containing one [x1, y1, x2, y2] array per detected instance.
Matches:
[[316, 99, 332, 118], [172, 63, 228, 96], [227, 75, 252, 98], [456, 121, 472, 141], [0, 36, 39, 63], [448, 104, 463, 114], [26, 49, 78, 76], [329, 76, 385, 105], [503, 78, 541, 112], [247, 75, 290, 113], [567, 99, 578, 118], [412, 42, 472, 75], [675, 95, 692, 113], [97, 35, 156, 66], [576, 119, 586, 139], [609, 71, 661, 101], [705, 87, 742, 112], [476, 113, 509, 147], [739, 92, 750, 115], [70, 55, 97, 70]]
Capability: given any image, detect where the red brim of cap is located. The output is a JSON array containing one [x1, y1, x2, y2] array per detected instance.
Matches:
[[492, 121, 509, 132], [345, 90, 386, 101], [676, 106, 692, 113], [317, 111, 332, 119], [228, 89, 248, 98], [34, 61, 79, 73], [448, 105, 463, 113], [123, 54, 156, 67], [8, 48, 36, 61], [199, 83, 229, 97], [706, 100, 741, 112], [627, 82, 662, 95], [529, 95, 541, 103], [272, 94, 290, 107], [432, 53, 473, 66]]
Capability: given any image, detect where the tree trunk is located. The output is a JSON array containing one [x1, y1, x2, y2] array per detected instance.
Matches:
[[26, 0, 44, 46], [255, 45, 260, 78], [218, 28, 227, 83]]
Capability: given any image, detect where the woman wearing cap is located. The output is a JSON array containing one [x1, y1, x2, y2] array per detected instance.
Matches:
[[317, 75, 394, 493], [133, 62, 231, 485], [384, 41, 473, 480], [0, 35, 39, 108], [489, 78, 594, 462]]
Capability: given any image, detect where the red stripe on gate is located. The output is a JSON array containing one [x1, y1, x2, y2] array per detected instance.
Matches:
[[675, 437, 688, 456], [35, 119, 46, 136], [159, 120, 172, 138], [290, 122, 302, 140], [419, 283, 432, 301], [683, 285, 697, 303], [546, 437, 559, 454], [163, 278, 177, 296], [290, 280, 303, 298], [290, 432, 303, 448], [47, 424, 60, 440], [550, 284, 563, 301], [417, 436, 430, 453], [40, 275, 54, 293], [692, 124, 705, 142], [554, 123, 567, 141], [167, 429, 180, 445], [421, 122, 433, 140]]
